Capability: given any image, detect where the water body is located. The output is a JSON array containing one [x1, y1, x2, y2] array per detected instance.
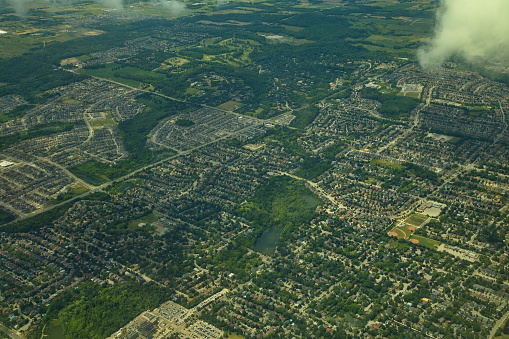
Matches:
[[76, 174, 103, 185], [254, 227, 282, 256]]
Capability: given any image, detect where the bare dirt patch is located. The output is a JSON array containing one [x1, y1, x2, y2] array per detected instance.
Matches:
[[60, 57, 80, 66], [82, 30, 105, 36]]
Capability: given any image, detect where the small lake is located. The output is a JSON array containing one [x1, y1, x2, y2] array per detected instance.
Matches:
[[76, 174, 103, 185], [254, 227, 282, 256]]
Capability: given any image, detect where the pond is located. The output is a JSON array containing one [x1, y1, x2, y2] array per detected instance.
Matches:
[[76, 174, 103, 185], [254, 227, 282, 256]]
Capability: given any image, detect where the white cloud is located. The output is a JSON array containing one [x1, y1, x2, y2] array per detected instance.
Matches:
[[418, 0, 509, 69]]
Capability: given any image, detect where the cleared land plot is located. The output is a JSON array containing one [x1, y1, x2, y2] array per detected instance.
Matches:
[[89, 112, 117, 129]]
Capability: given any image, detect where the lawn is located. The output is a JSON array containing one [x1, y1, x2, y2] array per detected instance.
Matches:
[[389, 224, 417, 239], [89, 112, 117, 129], [217, 101, 242, 111], [371, 159, 404, 169], [409, 235, 441, 249], [403, 91, 420, 99], [405, 213, 429, 227], [127, 213, 162, 230]]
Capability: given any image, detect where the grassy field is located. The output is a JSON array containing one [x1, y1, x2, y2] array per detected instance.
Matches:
[[158, 57, 189, 70], [80, 63, 166, 88], [403, 91, 420, 98], [389, 223, 417, 239], [404, 213, 429, 227], [50, 183, 89, 204], [371, 159, 404, 169], [228, 334, 245, 339], [217, 100, 242, 111], [127, 213, 162, 231], [89, 112, 117, 129], [409, 235, 441, 249]]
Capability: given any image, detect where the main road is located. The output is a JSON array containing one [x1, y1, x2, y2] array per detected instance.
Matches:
[[0, 323, 24, 339]]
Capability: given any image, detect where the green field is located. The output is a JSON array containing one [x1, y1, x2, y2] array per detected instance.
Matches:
[[371, 159, 405, 169], [228, 334, 245, 339], [389, 224, 417, 239], [89, 112, 117, 129], [127, 213, 162, 231], [217, 100, 242, 111], [404, 213, 429, 227], [80, 63, 166, 88], [54, 184, 89, 202], [409, 235, 441, 249]]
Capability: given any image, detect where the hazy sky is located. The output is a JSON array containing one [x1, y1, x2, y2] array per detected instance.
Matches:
[[4, 0, 188, 15], [418, 0, 509, 69]]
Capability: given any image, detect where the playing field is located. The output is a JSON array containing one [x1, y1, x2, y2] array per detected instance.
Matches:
[[388, 223, 417, 239], [404, 213, 429, 227], [409, 235, 441, 249]]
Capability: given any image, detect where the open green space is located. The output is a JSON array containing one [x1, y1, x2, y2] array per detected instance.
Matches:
[[80, 63, 166, 88], [43, 323, 66, 339], [217, 100, 242, 111], [238, 175, 321, 253], [389, 223, 417, 240], [409, 235, 441, 249], [371, 159, 405, 170], [404, 213, 429, 227], [52, 184, 89, 203], [127, 212, 162, 231], [227, 334, 245, 339], [88, 112, 117, 129]]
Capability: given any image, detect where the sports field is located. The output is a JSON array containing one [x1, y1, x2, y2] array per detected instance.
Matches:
[[388, 223, 417, 239]]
